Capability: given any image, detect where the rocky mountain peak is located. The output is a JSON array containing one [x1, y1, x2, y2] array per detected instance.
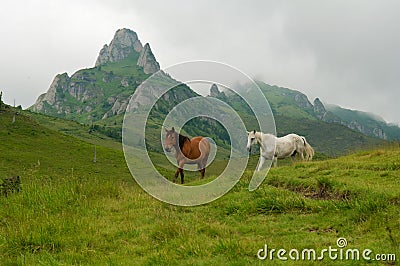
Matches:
[[30, 28, 165, 123], [31, 73, 70, 112], [209, 84, 220, 96], [313, 97, 327, 119], [209, 84, 227, 99], [137, 43, 160, 74], [294, 93, 313, 109], [95, 28, 143, 66]]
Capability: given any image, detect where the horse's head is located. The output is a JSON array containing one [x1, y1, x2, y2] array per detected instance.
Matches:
[[164, 127, 177, 152], [247, 130, 257, 152]]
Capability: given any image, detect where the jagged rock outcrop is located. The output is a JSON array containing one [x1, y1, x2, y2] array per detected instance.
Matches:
[[95, 28, 143, 66], [313, 98, 327, 120], [31, 28, 163, 123], [373, 128, 387, 139], [31, 73, 70, 113], [137, 43, 160, 74], [102, 96, 132, 119], [347, 121, 364, 133], [127, 71, 197, 112], [95, 28, 160, 73], [121, 78, 129, 87], [31, 71, 100, 116], [68, 73, 98, 102], [313, 98, 344, 124], [316, 100, 392, 140], [294, 93, 313, 109], [209, 84, 227, 100]]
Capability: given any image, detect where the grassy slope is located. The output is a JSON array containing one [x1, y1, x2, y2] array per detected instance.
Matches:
[[23, 110, 122, 150], [255, 82, 316, 120], [255, 82, 387, 155], [1, 106, 399, 265], [274, 115, 385, 157]]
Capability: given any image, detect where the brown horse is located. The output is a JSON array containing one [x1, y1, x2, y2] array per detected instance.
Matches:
[[164, 127, 210, 184]]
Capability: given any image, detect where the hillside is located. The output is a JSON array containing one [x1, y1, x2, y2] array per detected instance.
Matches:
[[255, 82, 386, 155], [252, 81, 400, 141], [326, 103, 400, 140], [28, 28, 399, 156], [23, 110, 123, 150], [214, 83, 385, 156], [1, 103, 399, 264], [0, 104, 126, 178]]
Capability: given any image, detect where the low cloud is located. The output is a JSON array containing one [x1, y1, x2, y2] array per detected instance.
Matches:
[[0, 0, 398, 123]]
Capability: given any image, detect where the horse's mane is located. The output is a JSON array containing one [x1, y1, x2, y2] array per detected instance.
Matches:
[[178, 134, 190, 150]]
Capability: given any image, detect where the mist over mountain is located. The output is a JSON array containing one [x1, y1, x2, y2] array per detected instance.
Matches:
[[29, 28, 399, 155]]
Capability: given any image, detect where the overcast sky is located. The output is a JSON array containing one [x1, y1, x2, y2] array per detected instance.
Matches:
[[0, 0, 399, 124]]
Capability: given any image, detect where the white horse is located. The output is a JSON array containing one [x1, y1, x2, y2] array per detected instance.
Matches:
[[246, 130, 314, 170]]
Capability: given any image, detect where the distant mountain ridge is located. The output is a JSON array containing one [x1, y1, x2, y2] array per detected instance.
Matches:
[[29, 28, 399, 156], [210, 81, 399, 141], [253, 82, 399, 141], [324, 104, 400, 140]]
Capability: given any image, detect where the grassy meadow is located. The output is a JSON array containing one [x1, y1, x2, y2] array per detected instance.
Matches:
[[0, 106, 399, 265]]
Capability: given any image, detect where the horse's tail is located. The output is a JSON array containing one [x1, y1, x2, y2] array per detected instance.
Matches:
[[301, 136, 314, 161]]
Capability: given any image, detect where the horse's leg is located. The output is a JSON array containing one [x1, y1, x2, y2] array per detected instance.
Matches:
[[290, 149, 298, 163], [201, 158, 208, 178], [177, 161, 185, 184], [197, 163, 201, 178], [174, 168, 180, 183], [257, 155, 266, 171], [298, 147, 304, 161], [273, 156, 278, 168], [197, 163, 205, 179], [180, 168, 184, 184]]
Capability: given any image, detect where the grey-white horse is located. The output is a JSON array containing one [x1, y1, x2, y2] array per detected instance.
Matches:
[[246, 130, 314, 170]]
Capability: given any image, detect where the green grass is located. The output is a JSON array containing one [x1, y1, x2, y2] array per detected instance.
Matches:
[[23, 110, 122, 150], [1, 106, 399, 265]]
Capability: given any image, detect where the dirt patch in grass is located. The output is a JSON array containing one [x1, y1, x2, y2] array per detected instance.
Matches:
[[266, 177, 353, 201]]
